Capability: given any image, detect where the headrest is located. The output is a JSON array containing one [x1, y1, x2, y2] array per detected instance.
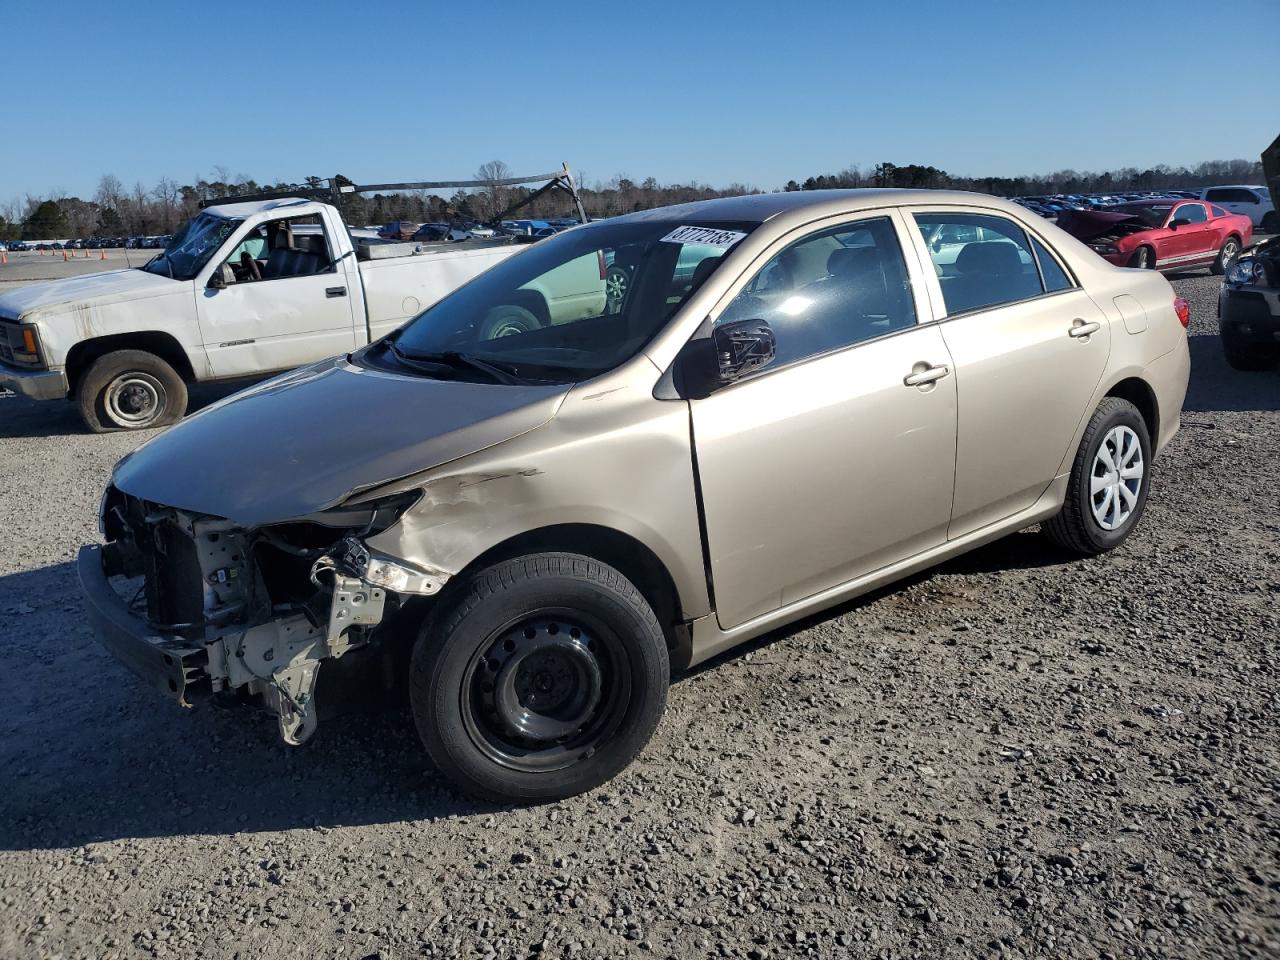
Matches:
[[295, 235, 326, 256], [827, 246, 881, 277], [956, 241, 1021, 275], [688, 256, 720, 293], [272, 223, 294, 250]]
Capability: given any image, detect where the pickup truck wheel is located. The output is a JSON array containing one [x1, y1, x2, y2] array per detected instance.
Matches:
[[479, 304, 540, 340], [1043, 397, 1151, 555], [1211, 237, 1240, 276], [410, 553, 669, 803], [77, 349, 188, 433], [605, 265, 630, 314], [1128, 246, 1154, 269]]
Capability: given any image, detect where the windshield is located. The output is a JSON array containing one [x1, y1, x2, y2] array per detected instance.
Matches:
[[141, 212, 239, 280], [368, 218, 758, 384], [1115, 203, 1174, 228]]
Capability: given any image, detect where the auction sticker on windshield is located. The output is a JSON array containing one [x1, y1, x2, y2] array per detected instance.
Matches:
[[660, 226, 748, 248]]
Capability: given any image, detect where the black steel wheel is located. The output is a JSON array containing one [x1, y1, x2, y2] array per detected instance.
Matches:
[[411, 553, 668, 802]]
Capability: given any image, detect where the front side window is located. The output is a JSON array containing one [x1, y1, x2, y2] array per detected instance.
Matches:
[[914, 213, 1042, 315], [377, 218, 759, 384], [716, 217, 916, 368], [220, 214, 334, 284], [1173, 203, 1207, 225]]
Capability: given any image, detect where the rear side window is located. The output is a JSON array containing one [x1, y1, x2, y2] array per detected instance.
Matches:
[[717, 216, 916, 367], [1210, 204, 1227, 218], [1030, 236, 1073, 292], [914, 213, 1043, 315]]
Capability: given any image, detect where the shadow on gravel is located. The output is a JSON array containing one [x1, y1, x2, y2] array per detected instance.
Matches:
[[1184, 333, 1280, 414], [0, 380, 261, 439], [0, 563, 493, 852]]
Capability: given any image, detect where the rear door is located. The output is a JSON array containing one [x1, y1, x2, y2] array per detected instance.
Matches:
[[908, 209, 1110, 539], [689, 211, 958, 629]]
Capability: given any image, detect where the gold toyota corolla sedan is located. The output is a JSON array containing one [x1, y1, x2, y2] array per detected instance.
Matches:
[[80, 190, 1191, 802]]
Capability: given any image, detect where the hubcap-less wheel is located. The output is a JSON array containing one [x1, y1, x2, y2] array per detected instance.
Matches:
[[1221, 240, 1239, 265], [1090, 425, 1144, 531], [1134, 248, 1151, 269], [605, 268, 629, 313], [104, 373, 166, 427], [462, 615, 629, 772]]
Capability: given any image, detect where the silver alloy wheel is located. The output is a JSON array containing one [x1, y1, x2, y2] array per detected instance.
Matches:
[[1134, 247, 1151, 269], [104, 372, 166, 427], [1090, 425, 1144, 531], [605, 268, 628, 312], [1221, 239, 1239, 264]]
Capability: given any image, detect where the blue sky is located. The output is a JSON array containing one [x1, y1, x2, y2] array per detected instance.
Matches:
[[2, 0, 1274, 203]]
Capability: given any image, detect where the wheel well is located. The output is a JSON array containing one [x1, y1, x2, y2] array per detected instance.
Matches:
[[454, 524, 687, 666], [65, 332, 195, 392], [508, 289, 550, 328], [1105, 377, 1158, 443]]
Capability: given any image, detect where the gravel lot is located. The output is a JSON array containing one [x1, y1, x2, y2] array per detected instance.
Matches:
[[1, 270, 1277, 960]]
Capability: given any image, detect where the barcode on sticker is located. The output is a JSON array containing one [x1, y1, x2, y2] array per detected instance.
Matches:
[[659, 226, 748, 248]]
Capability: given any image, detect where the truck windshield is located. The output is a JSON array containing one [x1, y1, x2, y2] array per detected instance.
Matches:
[[376, 218, 758, 384], [141, 213, 239, 280]]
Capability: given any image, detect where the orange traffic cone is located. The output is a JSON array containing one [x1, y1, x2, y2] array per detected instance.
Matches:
[[62, 249, 68, 261], [100, 248, 107, 260]]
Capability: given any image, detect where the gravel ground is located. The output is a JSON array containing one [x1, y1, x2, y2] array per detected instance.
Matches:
[[1, 272, 1277, 960]]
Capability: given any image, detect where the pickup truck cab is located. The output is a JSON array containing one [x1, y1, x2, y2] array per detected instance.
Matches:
[[0, 198, 525, 431]]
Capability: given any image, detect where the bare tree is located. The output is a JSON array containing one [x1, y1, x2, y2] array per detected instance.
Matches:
[[473, 160, 512, 220]]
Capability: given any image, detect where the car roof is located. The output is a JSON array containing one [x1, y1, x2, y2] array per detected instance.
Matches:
[[607, 188, 1034, 225]]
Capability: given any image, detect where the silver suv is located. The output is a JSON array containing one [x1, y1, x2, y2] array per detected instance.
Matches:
[[81, 190, 1190, 802]]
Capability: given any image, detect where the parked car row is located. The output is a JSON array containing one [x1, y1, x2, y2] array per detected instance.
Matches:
[[1014, 185, 1275, 233]]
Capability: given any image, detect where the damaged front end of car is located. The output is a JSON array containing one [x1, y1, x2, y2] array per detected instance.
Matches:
[[78, 486, 447, 745]]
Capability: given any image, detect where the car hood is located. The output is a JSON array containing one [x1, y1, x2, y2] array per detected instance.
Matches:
[[1056, 209, 1151, 243], [0, 268, 182, 320], [112, 357, 569, 526]]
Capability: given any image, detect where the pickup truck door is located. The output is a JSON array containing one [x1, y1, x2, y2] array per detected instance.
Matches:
[[195, 214, 359, 379], [688, 212, 957, 630]]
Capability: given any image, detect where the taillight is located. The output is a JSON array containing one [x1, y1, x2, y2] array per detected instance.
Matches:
[[597, 250, 607, 280], [1173, 295, 1190, 329]]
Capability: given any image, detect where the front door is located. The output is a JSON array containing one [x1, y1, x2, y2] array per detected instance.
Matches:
[[688, 214, 958, 629], [910, 210, 1111, 538], [196, 214, 359, 379]]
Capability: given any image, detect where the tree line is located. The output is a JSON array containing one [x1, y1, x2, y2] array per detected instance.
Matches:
[[1, 157, 1266, 242]]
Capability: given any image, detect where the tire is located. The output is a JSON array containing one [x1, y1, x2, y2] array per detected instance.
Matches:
[[478, 304, 540, 340], [410, 553, 669, 803], [1222, 332, 1280, 371], [1127, 246, 1154, 270], [1044, 397, 1152, 555], [1210, 236, 1241, 276], [76, 349, 188, 433], [605, 265, 631, 314], [1261, 211, 1279, 235]]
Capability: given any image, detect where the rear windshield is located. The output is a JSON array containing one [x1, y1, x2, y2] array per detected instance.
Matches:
[[375, 218, 759, 383]]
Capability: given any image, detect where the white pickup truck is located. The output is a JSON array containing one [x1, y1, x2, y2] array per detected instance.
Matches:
[[0, 198, 527, 431]]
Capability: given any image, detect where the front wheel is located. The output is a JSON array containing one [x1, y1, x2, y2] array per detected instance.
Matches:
[[1211, 236, 1240, 276], [410, 553, 669, 803], [1044, 397, 1151, 555], [1261, 211, 1278, 234], [76, 349, 188, 433], [1127, 246, 1154, 270]]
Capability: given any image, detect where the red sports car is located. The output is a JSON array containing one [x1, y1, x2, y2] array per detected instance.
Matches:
[[1059, 199, 1252, 274]]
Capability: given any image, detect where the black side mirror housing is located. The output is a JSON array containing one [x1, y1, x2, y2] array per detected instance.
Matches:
[[1169, 218, 1189, 230], [673, 319, 777, 399], [207, 270, 228, 290]]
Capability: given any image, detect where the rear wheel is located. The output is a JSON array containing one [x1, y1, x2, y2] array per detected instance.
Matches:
[[410, 553, 669, 802], [1128, 246, 1154, 270], [1211, 236, 1241, 276], [1044, 398, 1151, 555], [76, 349, 187, 433], [1222, 332, 1280, 371], [479, 304, 540, 340], [1261, 211, 1278, 234]]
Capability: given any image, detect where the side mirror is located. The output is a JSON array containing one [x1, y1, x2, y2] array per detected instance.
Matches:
[[207, 267, 229, 290], [714, 319, 776, 383], [1169, 218, 1189, 230], [672, 319, 777, 399]]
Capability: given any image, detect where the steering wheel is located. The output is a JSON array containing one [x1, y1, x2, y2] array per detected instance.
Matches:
[[240, 250, 262, 282]]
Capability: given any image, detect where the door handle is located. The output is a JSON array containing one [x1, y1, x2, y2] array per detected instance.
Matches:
[[326, 286, 347, 298], [903, 363, 950, 387], [1069, 319, 1100, 338]]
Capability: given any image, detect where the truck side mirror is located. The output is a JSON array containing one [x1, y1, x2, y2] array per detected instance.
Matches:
[[207, 265, 231, 290]]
